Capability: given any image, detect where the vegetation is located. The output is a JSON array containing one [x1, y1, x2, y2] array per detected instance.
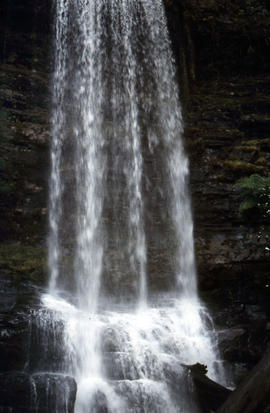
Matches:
[[234, 174, 270, 220], [0, 243, 46, 283]]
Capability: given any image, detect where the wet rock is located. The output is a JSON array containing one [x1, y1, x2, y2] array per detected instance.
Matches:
[[0, 244, 47, 285], [0, 372, 77, 413], [187, 363, 232, 413], [216, 345, 270, 413], [0, 279, 17, 312], [113, 380, 169, 412], [27, 308, 67, 373], [218, 328, 248, 361], [103, 352, 140, 381], [31, 373, 77, 413], [0, 278, 38, 372], [0, 372, 32, 412], [113, 374, 198, 413], [101, 327, 121, 353], [91, 390, 109, 413]]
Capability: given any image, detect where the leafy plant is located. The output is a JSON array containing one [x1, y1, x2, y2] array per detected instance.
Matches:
[[234, 174, 270, 220]]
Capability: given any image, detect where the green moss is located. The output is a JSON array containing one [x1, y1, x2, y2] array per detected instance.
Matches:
[[0, 243, 47, 284], [243, 138, 270, 146], [257, 156, 266, 164], [224, 160, 265, 173], [234, 145, 259, 152]]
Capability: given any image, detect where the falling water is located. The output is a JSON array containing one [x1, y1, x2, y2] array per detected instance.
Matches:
[[34, 0, 227, 412]]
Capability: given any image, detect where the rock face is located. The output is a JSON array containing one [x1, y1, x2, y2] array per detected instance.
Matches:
[[0, 0, 50, 243], [0, 371, 77, 413], [0, 0, 270, 409], [165, 0, 270, 376], [0, 4, 52, 411]]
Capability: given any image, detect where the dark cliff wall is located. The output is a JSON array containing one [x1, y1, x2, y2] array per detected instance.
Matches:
[[0, 0, 269, 391], [0, 5, 52, 410], [0, 0, 51, 279], [165, 0, 270, 376]]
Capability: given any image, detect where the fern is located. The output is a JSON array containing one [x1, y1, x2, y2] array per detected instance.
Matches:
[[234, 174, 270, 219], [239, 199, 257, 216]]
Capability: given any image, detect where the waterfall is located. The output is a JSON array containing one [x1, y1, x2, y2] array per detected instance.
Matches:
[[35, 0, 226, 412]]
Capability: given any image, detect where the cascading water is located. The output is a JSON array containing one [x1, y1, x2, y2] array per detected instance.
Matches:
[[32, 0, 227, 412]]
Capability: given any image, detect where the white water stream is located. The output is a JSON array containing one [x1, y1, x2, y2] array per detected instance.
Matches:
[[38, 0, 226, 412]]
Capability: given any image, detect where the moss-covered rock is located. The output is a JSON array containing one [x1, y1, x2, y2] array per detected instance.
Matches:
[[0, 243, 47, 285]]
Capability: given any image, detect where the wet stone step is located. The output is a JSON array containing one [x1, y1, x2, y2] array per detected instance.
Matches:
[[27, 308, 67, 373], [103, 351, 140, 381], [0, 280, 38, 372], [101, 327, 122, 353], [0, 372, 77, 413], [111, 378, 197, 413], [31, 373, 77, 413], [113, 379, 171, 413]]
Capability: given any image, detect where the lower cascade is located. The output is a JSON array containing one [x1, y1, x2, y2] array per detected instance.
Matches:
[[31, 0, 226, 412]]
